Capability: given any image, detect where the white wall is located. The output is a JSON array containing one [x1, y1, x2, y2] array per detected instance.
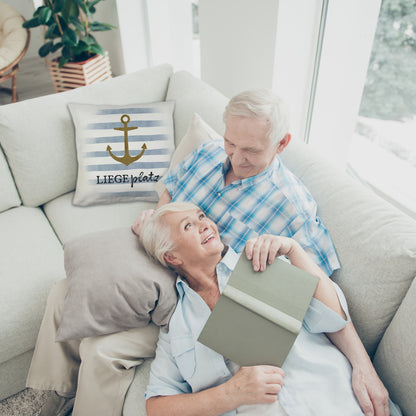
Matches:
[[146, 0, 194, 72], [109, 0, 149, 75], [199, 0, 280, 98], [197, 0, 323, 144]]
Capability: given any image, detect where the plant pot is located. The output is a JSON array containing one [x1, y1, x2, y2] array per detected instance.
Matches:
[[47, 52, 112, 93]]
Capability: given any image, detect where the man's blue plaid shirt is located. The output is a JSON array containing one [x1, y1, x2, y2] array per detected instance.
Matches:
[[163, 140, 340, 276]]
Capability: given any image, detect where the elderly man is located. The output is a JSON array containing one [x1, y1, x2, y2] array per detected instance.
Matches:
[[134, 89, 338, 276], [28, 89, 388, 416]]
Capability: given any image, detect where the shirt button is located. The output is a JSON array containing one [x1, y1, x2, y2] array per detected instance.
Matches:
[[217, 192, 222, 197]]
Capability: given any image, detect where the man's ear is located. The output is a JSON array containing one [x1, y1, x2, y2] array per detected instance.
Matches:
[[276, 133, 291, 154], [164, 252, 183, 266]]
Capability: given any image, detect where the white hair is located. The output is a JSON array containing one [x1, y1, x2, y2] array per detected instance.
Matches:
[[223, 89, 290, 145], [140, 201, 200, 267]]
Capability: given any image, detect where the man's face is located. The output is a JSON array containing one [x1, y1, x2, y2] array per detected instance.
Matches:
[[224, 116, 279, 179], [163, 209, 224, 267]]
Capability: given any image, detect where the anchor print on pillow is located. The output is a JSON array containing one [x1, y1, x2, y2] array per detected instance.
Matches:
[[68, 101, 175, 206]]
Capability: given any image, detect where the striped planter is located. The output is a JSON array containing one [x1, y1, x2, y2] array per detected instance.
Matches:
[[47, 52, 112, 93]]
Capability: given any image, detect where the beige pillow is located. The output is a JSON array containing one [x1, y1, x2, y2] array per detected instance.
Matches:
[[56, 227, 177, 341], [155, 113, 223, 196]]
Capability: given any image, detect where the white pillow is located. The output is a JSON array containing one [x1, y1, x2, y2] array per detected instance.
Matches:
[[69, 101, 175, 206], [155, 113, 223, 196]]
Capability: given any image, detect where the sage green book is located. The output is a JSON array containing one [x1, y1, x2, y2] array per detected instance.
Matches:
[[198, 255, 319, 367]]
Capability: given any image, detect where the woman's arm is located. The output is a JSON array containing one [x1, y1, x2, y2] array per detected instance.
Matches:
[[147, 365, 284, 416]]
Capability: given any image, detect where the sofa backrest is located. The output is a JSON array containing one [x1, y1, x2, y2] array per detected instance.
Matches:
[[281, 141, 416, 414], [166, 70, 229, 145], [0, 64, 173, 207], [281, 141, 416, 355], [0, 144, 21, 212]]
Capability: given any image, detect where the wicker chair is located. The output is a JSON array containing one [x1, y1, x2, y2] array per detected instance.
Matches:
[[0, 2, 30, 103]]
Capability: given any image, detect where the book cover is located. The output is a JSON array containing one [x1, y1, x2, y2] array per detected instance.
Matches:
[[198, 255, 319, 367]]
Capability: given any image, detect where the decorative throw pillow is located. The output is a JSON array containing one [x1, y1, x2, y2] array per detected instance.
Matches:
[[56, 227, 178, 342], [68, 101, 175, 206], [155, 113, 223, 196]]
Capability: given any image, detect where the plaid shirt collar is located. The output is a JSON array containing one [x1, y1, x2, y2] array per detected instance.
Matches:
[[220, 156, 280, 188]]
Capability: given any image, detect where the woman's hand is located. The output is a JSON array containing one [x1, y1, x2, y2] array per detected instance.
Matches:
[[132, 209, 156, 236], [225, 365, 285, 407], [245, 235, 297, 271]]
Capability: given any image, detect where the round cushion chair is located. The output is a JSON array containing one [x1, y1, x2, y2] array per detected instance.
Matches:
[[0, 2, 30, 103]]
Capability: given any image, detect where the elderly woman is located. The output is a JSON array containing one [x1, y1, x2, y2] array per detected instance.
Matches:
[[140, 202, 399, 416]]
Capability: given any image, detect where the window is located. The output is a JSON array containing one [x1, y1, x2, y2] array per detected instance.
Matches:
[[347, 0, 416, 218]]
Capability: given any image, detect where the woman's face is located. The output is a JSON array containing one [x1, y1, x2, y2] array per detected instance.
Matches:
[[162, 209, 224, 267]]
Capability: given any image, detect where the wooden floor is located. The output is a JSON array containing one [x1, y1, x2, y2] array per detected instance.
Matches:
[[0, 56, 56, 106]]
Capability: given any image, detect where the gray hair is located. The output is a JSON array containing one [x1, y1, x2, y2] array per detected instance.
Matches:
[[223, 89, 290, 145], [140, 201, 200, 267]]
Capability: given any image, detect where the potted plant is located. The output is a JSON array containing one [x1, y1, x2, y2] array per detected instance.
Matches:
[[23, 0, 116, 92]]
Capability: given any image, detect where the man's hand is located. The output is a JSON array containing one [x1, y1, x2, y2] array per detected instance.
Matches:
[[352, 364, 390, 416], [131, 209, 155, 236], [245, 235, 296, 272], [225, 365, 284, 408]]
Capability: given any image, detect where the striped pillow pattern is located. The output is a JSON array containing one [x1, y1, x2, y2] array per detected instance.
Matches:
[[69, 101, 175, 206]]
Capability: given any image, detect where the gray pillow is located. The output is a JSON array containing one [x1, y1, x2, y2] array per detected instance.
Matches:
[[56, 227, 177, 342]]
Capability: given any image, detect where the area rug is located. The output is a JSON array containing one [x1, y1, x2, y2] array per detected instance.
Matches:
[[0, 388, 48, 416]]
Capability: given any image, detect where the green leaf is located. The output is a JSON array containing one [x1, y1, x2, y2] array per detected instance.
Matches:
[[71, 40, 90, 57], [51, 42, 63, 53], [53, 0, 65, 13], [69, 16, 85, 32], [57, 15, 68, 32], [39, 7, 53, 24], [44, 23, 59, 39], [23, 17, 41, 28], [59, 55, 69, 68], [61, 45, 72, 59], [82, 34, 94, 45], [89, 22, 114, 31], [74, 0, 88, 14], [89, 43, 105, 56], [62, 28, 79, 46], [87, 0, 102, 8], [38, 41, 53, 57], [62, 0, 79, 21]]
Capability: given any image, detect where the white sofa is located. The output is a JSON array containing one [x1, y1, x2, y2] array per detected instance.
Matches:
[[0, 64, 415, 416]]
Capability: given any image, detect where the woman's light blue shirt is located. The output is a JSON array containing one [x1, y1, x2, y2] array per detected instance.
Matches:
[[145, 248, 395, 415]]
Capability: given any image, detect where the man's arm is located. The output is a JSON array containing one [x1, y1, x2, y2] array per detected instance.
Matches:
[[157, 188, 172, 207], [327, 324, 390, 416]]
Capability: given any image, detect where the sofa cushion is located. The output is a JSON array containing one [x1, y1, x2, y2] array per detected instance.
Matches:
[[280, 141, 416, 357], [0, 145, 20, 212], [123, 358, 153, 416], [56, 228, 177, 341], [373, 277, 416, 416], [0, 206, 65, 364], [68, 101, 175, 206], [43, 192, 154, 244], [166, 70, 228, 146], [0, 64, 173, 207]]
